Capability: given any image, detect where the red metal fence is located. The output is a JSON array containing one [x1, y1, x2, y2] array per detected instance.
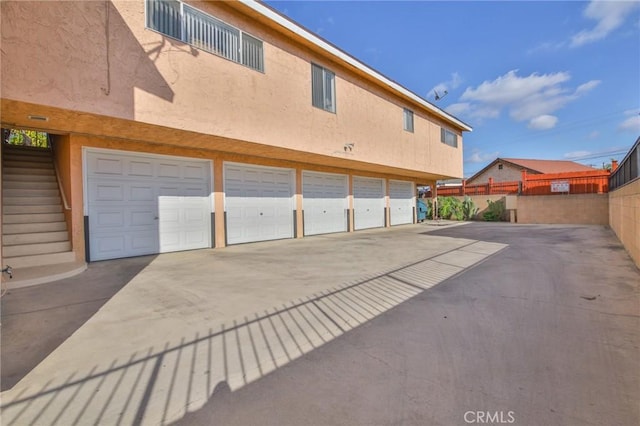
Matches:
[[434, 169, 610, 197]]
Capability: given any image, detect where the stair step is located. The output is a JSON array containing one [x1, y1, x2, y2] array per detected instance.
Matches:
[[3, 212, 65, 224], [2, 251, 76, 269], [2, 173, 57, 182], [3, 231, 69, 246], [2, 153, 52, 163], [2, 241, 71, 257], [3, 188, 60, 197], [2, 167, 55, 176], [3, 205, 63, 214], [3, 261, 86, 289], [2, 221, 67, 234], [3, 196, 61, 206], [2, 180, 58, 190], [3, 160, 54, 169]]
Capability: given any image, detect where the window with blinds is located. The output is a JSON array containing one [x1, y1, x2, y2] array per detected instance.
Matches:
[[403, 109, 414, 132], [441, 128, 458, 148], [311, 64, 336, 113], [146, 0, 264, 72]]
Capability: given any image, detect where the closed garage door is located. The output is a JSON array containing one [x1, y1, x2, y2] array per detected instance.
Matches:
[[303, 171, 348, 236], [225, 163, 294, 245], [389, 180, 415, 225], [86, 149, 211, 261], [353, 176, 385, 230]]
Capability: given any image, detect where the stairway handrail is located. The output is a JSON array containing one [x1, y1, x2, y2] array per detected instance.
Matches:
[[49, 137, 71, 211]]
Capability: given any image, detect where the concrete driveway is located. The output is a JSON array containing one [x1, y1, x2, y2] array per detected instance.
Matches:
[[1, 222, 638, 426], [1, 222, 504, 425]]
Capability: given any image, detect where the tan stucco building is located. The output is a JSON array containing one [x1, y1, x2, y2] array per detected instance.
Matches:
[[1, 0, 470, 272]]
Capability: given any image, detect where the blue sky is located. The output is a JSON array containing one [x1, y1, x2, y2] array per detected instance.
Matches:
[[265, 0, 640, 177]]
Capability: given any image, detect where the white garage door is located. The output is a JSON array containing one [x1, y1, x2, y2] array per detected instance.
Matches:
[[224, 163, 294, 245], [303, 171, 348, 236], [86, 150, 212, 261], [353, 176, 385, 230], [389, 180, 415, 225]]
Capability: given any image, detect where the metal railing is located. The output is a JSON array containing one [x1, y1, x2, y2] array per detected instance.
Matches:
[[146, 0, 264, 72], [609, 137, 639, 191]]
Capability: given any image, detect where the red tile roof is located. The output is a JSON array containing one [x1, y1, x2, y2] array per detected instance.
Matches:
[[500, 158, 598, 174]]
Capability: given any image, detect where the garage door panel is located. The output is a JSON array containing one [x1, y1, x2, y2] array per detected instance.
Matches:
[[93, 157, 123, 175], [184, 165, 207, 180], [130, 233, 157, 251], [224, 163, 294, 245], [130, 185, 154, 201], [129, 160, 153, 177], [96, 235, 126, 255], [129, 209, 156, 227], [87, 150, 211, 261], [389, 180, 414, 226], [302, 171, 348, 236], [94, 210, 124, 227], [94, 184, 124, 201], [158, 163, 180, 179], [353, 177, 385, 230]]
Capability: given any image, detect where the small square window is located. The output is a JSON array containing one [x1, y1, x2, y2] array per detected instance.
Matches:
[[440, 128, 458, 148], [498, 164, 503, 170], [403, 109, 414, 133]]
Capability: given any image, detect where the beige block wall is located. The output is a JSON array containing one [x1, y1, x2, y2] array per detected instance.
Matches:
[[517, 194, 609, 225], [0, 0, 464, 179], [609, 179, 640, 268]]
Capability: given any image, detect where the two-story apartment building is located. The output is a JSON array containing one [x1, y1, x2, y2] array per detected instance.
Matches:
[[1, 0, 471, 275]]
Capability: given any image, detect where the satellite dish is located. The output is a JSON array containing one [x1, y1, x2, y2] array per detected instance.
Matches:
[[434, 90, 448, 101]]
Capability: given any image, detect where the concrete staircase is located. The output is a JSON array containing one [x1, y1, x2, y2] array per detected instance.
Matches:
[[2, 144, 76, 270]]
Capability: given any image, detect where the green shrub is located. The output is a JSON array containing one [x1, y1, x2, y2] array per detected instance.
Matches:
[[483, 199, 506, 221], [461, 196, 479, 220], [427, 196, 477, 221]]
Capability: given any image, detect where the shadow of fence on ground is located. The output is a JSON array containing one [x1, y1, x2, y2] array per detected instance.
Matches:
[[0, 241, 507, 426]]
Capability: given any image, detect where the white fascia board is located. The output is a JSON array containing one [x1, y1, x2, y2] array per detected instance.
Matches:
[[239, 0, 472, 132]]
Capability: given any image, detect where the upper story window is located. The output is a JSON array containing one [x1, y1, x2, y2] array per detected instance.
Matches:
[[311, 63, 336, 113], [498, 164, 503, 170], [403, 109, 414, 133], [441, 128, 458, 148], [146, 0, 264, 72]]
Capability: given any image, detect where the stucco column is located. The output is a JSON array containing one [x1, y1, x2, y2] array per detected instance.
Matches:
[[69, 135, 86, 262], [295, 168, 303, 238], [385, 179, 391, 227], [348, 175, 354, 232], [213, 158, 226, 248]]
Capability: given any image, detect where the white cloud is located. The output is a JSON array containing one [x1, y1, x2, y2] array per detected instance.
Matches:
[[452, 70, 600, 126], [466, 149, 500, 164], [564, 150, 592, 159], [618, 111, 640, 132], [575, 80, 601, 95], [570, 0, 640, 47], [445, 102, 471, 116], [461, 70, 570, 105], [528, 115, 559, 130]]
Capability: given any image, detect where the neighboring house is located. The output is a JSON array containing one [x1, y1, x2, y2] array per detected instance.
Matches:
[[467, 158, 600, 185], [0, 0, 471, 269]]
